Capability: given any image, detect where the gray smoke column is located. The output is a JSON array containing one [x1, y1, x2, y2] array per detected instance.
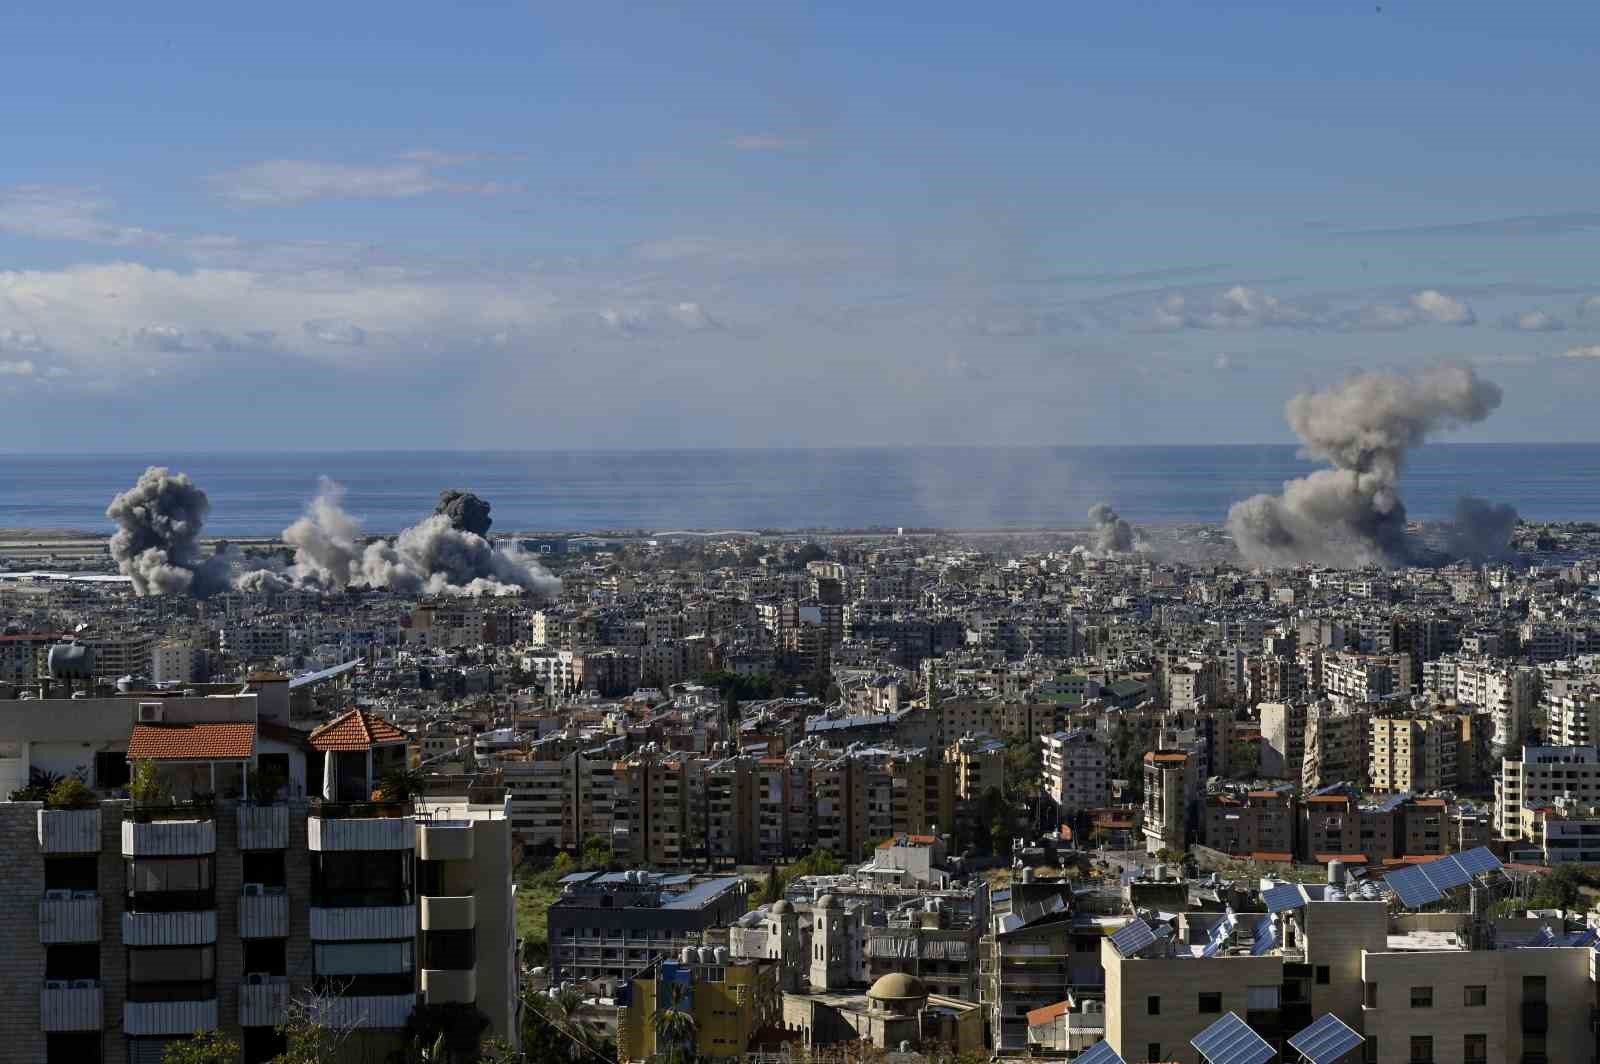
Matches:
[[1087, 502, 1137, 554], [1227, 365, 1505, 568], [434, 490, 493, 536], [1444, 495, 1519, 561], [106, 466, 231, 596], [238, 480, 559, 598]]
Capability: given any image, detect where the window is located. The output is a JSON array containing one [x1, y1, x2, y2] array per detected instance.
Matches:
[[1410, 986, 1432, 1008], [311, 851, 411, 907], [46, 944, 100, 981], [1523, 975, 1546, 1001], [1409, 1035, 1432, 1063], [241, 851, 286, 889], [94, 751, 130, 789], [45, 856, 98, 892], [1198, 992, 1221, 1014], [1365, 981, 1378, 1008], [1464, 984, 1487, 1006], [1315, 965, 1330, 984], [1463, 1034, 1486, 1064], [314, 940, 414, 976], [1147, 1045, 1161, 1063], [47, 1032, 102, 1064], [1147, 995, 1160, 1016], [1246, 985, 1279, 1009], [125, 857, 214, 911], [1363, 1037, 1378, 1064], [243, 938, 286, 977], [420, 928, 476, 971], [126, 946, 216, 1001]]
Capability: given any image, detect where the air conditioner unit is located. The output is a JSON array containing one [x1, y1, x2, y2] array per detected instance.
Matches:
[[44, 980, 68, 990], [72, 889, 95, 900], [70, 979, 97, 990], [245, 972, 269, 985], [137, 703, 163, 723], [242, 883, 265, 897], [43, 889, 73, 901]]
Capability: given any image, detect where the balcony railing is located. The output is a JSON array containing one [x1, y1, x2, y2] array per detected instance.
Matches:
[[123, 994, 219, 1036], [37, 808, 102, 853], [309, 798, 412, 819], [40, 983, 103, 1032], [239, 976, 290, 1027], [123, 910, 218, 947], [122, 816, 216, 857], [237, 803, 290, 850], [39, 895, 102, 944]]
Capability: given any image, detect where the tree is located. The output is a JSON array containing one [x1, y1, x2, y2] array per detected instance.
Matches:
[[651, 982, 699, 1064], [399, 1002, 491, 1064], [791, 543, 829, 569], [580, 835, 612, 870], [524, 984, 608, 1062], [755, 864, 783, 906], [273, 987, 362, 1064], [162, 1031, 241, 1064]]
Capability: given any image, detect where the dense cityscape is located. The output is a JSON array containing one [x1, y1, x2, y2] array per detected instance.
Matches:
[[7, 477, 1600, 1063]]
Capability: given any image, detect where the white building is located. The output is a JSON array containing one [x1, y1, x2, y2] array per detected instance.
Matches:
[[1041, 730, 1109, 818]]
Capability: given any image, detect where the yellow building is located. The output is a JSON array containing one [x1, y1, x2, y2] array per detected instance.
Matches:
[[617, 954, 782, 1063]]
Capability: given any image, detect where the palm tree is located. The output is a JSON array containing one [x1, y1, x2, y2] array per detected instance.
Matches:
[[651, 982, 699, 1064], [525, 984, 606, 1061]]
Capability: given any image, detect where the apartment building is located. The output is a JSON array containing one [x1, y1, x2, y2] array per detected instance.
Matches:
[[1323, 651, 1412, 703], [0, 696, 517, 1064], [616, 956, 781, 1063], [1496, 745, 1600, 839], [1369, 714, 1481, 794], [1545, 684, 1600, 747], [1041, 730, 1109, 818], [945, 734, 1005, 801], [1203, 790, 1294, 858], [547, 872, 746, 986], [1301, 702, 1370, 791], [1142, 751, 1194, 855], [1259, 702, 1308, 781]]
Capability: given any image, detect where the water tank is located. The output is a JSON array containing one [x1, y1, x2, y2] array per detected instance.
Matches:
[[714, 946, 728, 963], [47, 643, 94, 680], [699, 946, 713, 963], [680, 947, 695, 963], [1328, 860, 1348, 888], [1021, 867, 1034, 883]]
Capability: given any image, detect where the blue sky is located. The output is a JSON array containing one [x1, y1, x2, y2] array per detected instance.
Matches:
[[2, 0, 1598, 450]]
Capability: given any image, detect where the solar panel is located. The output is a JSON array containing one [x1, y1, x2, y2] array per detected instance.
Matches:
[[1251, 915, 1276, 956], [1454, 846, 1503, 877], [1264, 883, 1306, 913], [1568, 928, 1599, 947], [1378, 792, 1411, 812], [1075, 1041, 1127, 1064], [1385, 865, 1443, 908], [1289, 1013, 1364, 1064], [1110, 919, 1157, 958], [1192, 1011, 1275, 1064], [1419, 856, 1470, 893]]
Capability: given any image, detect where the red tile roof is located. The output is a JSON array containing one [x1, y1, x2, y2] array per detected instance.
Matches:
[[1250, 851, 1294, 863], [879, 834, 938, 848], [1313, 853, 1369, 865], [128, 722, 256, 761], [307, 710, 409, 752], [1026, 1000, 1071, 1026]]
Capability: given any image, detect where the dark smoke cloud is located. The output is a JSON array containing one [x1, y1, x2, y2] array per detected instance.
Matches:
[[434, 490, 493, 536], [1444, 495, 1519, 561], [238, 479, 559, 598], [1087, 502, 1138, 554], [106, 466, 232, 596], [1227, 365, 1512, 568]]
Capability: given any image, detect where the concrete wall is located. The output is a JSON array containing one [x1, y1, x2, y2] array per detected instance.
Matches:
[[1103, 940, 1286, 1064]]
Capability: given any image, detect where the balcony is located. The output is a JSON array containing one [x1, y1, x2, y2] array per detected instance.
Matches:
[[308, 804, 415, 852], [123, 910, 218, 946], [122, 812, 216, 857], [422, 968, 477, 1005], [123, 996, 219, 1036], [39, 894, 102, 943], [239, 976, 290, 1027], [40, 983, 103, 1031], [310, 904, 417, 941], [239, 890, 290, 938], [37, 808, 101, 853], [312, 992, 417, 1030], [237, 803, 290, 850], [418, 819, 474, 861], [420, 894, 476, 931]]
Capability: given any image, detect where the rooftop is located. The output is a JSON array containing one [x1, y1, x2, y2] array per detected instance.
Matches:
[[127, 722, 256, 761], [308, 709, 409, 752]]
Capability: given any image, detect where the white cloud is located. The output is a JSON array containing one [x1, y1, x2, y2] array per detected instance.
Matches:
[[303, 319, 368, 346], [1145, 286, 1313, 331], [1557, 344, 1600, 361], [0, 328, 45, 352], [1408, 289, 1476, 325], [0, 187, 164, 247], [210, 156, 509, 207], [1580, 295, 1600, 318], [728, 134, 808, 152], [1350, 289, 1477, 330], [668, 302, 720, 331], [1506, 309, 1565, 332], [0, 359, 36, 376]]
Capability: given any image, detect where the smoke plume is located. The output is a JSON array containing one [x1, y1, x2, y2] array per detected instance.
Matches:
[[1087, 502, 1138, 554], [1444, 495, 1519, 561], [238, 480, 559, 598], [1227, 365, 1510, 568], [106, 466, 232, 596], [434, 490, 493, 536]]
